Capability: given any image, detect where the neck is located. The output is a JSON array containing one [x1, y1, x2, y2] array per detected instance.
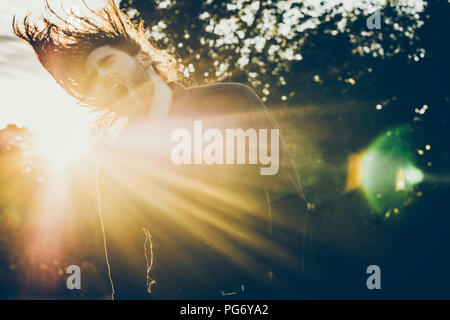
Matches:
[[146, 66, 172, 122], [148, 68, 172, 121], [134, 53, 173, 122]]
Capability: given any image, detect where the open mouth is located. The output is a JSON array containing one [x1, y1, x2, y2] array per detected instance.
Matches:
[[111, 81, 130, 99]]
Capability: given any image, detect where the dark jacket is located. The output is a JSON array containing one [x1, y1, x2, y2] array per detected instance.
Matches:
[[99, 82, 307, 299]]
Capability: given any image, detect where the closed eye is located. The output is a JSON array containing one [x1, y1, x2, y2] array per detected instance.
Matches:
[[88, 68, 98, 80], [97, 54, 115, 68]]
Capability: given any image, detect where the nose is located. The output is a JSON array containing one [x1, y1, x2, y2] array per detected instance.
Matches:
[[97, 67, 110, 79], [97, 69, 120, 88]]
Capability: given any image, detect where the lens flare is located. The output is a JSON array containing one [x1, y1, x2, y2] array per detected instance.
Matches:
[[347, 125, 424, 214]]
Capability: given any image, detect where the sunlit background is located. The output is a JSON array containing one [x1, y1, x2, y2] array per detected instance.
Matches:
[[0, 0, 449, 299]]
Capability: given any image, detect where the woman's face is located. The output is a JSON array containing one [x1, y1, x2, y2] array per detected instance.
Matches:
[[85, 45, 154, 117]]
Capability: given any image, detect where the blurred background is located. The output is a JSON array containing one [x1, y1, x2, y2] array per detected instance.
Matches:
[[0, 0, 449, 299]]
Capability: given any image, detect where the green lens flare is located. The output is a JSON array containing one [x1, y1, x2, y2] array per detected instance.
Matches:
[[359, 125, 424, 214]]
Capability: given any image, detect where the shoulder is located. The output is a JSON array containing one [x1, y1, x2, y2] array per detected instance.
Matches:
[[185, 82, 264, 111], [186, 82, 255, 95]]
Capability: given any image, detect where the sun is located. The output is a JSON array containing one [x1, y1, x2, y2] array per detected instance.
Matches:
[[35, 122, 89, 171], [29, 97, 91, 172], [0, 55, 93, 171]]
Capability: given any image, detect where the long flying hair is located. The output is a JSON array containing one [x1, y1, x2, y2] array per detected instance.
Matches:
[[12, 0, 179, 111]]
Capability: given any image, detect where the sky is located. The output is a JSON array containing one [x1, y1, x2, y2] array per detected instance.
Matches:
[[0, 0, 118, 132]]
